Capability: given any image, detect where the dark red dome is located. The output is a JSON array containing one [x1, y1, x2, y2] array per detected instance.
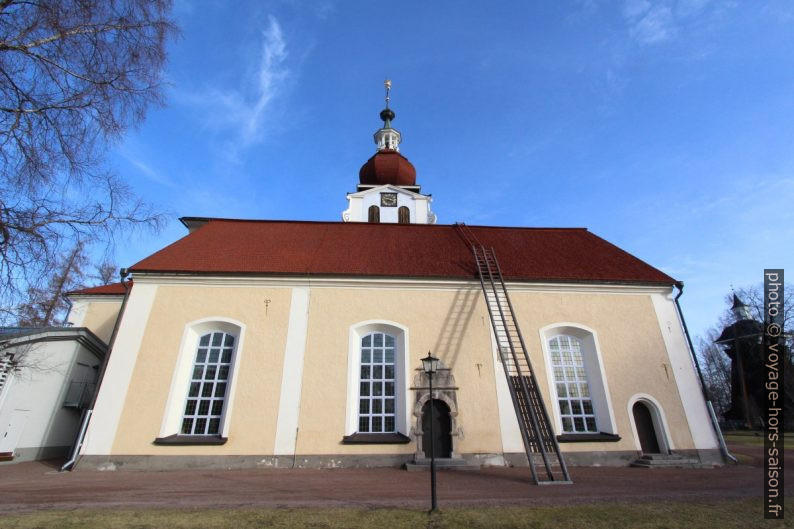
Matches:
[[359, 149, 416, 186]]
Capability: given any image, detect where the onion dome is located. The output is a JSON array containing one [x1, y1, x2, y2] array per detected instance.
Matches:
[[358, 80, 417, 186], [359, 149, 417, 186]]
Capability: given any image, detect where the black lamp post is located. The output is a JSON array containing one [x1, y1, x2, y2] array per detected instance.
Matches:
[[421, 351, 440, 513]]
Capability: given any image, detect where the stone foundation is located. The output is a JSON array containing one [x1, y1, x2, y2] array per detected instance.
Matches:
[[75, 448, 725, 471]]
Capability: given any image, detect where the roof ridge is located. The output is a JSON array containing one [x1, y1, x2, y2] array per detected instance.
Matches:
[[180, 217, 589, 231]]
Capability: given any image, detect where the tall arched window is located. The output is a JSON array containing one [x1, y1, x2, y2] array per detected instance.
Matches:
[[541, 324, 616, 436], [181, 331, 235, 435], [344, 321, 409, 443], [358, 332, 396, 432], [398, 206, 410, 224], [368, 205, 380, 223], [549, 335, 596, 433], [157, 319, 244, 444]]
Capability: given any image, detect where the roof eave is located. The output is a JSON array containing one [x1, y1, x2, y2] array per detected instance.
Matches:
[[179, 217, 211, 233], [127, 269, 675, 287]]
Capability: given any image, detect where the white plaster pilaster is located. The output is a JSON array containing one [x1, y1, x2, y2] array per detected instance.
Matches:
[[488, 325, 524, 453], [81, 283, 157, 455], [651, 293, 718, 449], [273, 287, 311, 455]]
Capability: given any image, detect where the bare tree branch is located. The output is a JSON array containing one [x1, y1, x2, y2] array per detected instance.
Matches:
[[697, 284, 793, 423], [0, 0, 176, 324]]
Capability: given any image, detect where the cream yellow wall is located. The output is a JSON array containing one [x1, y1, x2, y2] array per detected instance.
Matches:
[[111, 285, 292, 455], [107, 280, 696, 457], [296, 287, 503, 455], [295, 286, 694, 456], [79, 300, 123, 344], [509, 291, 694, 452]]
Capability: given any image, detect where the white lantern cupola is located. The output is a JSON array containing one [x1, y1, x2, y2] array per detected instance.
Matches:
[[342, 80, 437, 225]]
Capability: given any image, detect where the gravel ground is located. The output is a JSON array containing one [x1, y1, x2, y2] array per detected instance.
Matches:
[[0, 444, 783, 513]]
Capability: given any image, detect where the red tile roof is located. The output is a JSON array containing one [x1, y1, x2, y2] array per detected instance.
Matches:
[[129, 220, 675, 285], [68, 281, 131, 296]]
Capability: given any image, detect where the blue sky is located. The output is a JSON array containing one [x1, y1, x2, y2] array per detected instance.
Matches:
[[109, 0, 793, 343]]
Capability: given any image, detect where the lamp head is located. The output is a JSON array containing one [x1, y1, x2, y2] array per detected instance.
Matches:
[[421, 351, 439, 375]]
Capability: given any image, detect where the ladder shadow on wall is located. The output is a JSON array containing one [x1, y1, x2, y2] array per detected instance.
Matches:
[[431, 287, 480, 371]]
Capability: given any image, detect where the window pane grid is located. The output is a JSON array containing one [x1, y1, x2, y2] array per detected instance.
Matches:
[[550, 335, 597, 433], [358, 332, 396, 433], [181, 331, 234, 436]]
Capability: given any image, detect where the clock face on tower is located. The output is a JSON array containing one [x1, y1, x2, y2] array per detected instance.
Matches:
[[380, 193, 398, 207]]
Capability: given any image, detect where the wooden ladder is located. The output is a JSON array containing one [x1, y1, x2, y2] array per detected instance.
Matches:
[[456, 223, 572, 485]]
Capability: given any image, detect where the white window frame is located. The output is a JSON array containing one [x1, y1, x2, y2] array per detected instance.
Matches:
[[345, 320, 410, 436], [159, 318, 245, 438], [539, 323, 617, 435]]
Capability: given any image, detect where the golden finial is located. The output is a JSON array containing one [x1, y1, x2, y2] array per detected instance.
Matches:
[[384, 79, 391, 108]]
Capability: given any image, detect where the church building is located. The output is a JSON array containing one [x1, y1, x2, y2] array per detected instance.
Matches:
[[66, 87, 723, 477]]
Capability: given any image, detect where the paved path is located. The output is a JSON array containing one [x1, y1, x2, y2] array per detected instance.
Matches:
[[0, 444, 780, 513]]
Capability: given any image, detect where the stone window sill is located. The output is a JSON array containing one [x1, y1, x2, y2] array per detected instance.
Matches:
[[556, 432, 621, 443], [341, 433, 411, 444], [153, 434, 227, 445]]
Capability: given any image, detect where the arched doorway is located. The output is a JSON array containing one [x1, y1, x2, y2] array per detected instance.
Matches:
[[421, 399, 452, 458], [632, 401, 661, 454]]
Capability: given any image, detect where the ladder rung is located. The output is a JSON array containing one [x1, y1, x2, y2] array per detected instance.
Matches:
[[472, 243, 571, 485]]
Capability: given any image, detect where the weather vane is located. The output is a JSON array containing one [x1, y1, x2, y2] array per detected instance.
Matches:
[[384, 79, 391, 108]]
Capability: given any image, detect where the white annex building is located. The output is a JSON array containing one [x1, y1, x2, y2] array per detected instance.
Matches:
[[63, 88, 725, 480], [0, 328, 105, 463]]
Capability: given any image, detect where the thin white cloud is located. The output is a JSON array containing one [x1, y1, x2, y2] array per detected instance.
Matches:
[[623, 1, 676, 44], [119, 150, 175, 188], [623, 0, 652, 20], [761, 1, 794, 23], [243, 15, 288, 144], [621, 0, 722, 46], [186, 15, 290, 160], [675, 0, 712, 17], [314, 1, 335, 21]]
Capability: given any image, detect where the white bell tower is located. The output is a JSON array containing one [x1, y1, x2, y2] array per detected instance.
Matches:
[[342, 81, 437, 225]]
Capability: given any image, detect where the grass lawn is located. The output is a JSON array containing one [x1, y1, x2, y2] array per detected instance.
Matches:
[[0, 498, 786, 529], [724, 430, 794, 449]]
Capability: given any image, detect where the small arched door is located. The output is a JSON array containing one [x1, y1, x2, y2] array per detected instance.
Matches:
[[422, 399, 452, 458], [632, 401, 661, 454]]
